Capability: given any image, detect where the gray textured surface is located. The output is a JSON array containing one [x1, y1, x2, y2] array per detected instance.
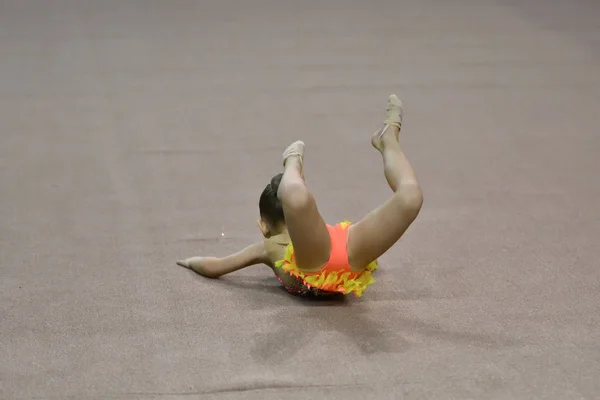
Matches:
[[1, 0, 599, 399]]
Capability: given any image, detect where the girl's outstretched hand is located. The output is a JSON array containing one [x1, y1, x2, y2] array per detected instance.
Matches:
[[176, 242, 270, 279], [176, 256, 221, 278], [176, 259, 191, 269]]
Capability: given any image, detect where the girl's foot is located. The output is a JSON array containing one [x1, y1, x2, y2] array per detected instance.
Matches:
[[282, 140, 305, 167], [372, 94, 403, 152]]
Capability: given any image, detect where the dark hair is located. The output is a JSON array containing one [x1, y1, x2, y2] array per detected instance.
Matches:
[[259, 173, 285, 225]]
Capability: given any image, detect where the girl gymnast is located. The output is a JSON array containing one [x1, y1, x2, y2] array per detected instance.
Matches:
[[176, 94, 423, 297]]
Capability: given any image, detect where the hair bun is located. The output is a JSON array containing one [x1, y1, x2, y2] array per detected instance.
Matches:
[[270, 172, 283, 192]]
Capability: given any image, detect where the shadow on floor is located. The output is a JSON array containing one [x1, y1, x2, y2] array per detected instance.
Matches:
[[193, 271, 524, 365]]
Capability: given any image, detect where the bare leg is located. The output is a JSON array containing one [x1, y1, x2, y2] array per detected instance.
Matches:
[[277, 141, 331, 271], [347, 95, 423, 269]]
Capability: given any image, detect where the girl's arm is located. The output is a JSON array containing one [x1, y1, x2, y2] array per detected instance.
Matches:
[[176, 242, 271, 279]]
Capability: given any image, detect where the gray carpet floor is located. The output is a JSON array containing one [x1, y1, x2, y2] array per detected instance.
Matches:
[[1, 0, 599, 399]]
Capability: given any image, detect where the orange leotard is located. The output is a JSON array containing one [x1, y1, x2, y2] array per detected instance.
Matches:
[[274, 221, 378, 297]]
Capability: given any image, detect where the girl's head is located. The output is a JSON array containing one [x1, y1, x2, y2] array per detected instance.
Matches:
[[258, 173, 285, 237]]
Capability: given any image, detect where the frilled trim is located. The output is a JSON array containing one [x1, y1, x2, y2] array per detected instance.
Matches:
[[273, 221, 378, 297]]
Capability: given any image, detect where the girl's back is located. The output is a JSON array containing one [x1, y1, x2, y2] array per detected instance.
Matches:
[[263, 232, 304, 293]]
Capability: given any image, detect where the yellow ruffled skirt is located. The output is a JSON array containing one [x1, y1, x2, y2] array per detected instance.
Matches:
[[273, 221, 378, 297]]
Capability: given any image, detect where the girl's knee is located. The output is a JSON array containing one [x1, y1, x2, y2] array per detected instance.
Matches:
[[278, 180, 313, 211], [394, 184, 423, 216]]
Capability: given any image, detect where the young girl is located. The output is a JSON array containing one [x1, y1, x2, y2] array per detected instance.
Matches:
[[177, 94, 423, 297]]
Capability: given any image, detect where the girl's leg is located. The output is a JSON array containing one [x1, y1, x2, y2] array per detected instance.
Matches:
[[277, 141, 332, 271], [347, 95, 423, 269]]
